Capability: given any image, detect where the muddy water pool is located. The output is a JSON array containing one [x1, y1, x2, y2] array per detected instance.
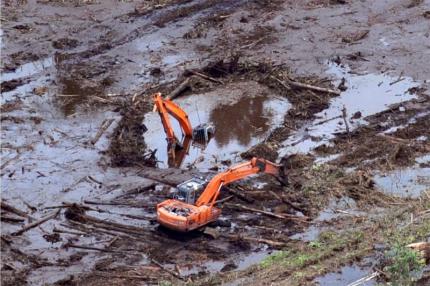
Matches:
[[143, 81, 290, 170]]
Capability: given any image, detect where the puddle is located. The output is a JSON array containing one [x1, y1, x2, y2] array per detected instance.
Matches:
[[291, 197, 365, 241], [290, 225, 324, 242], [416, 154, 430, 165], [1, 57, 53, 82], [317, 197, 361, 221], [143, 81, 290, 170], [315, 263, 376, 286], [236, 248, 271, 271], [177, 247, 272, 276], [279, 62, 419, 155], [374, 167, 430, 198]]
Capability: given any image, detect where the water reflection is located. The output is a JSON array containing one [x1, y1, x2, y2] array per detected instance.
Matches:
[[210, 96, 273, 147], [142, 84, 290, 170]]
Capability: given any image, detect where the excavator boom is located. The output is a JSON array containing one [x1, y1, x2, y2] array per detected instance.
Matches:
[[156, 157, 287, 232], [195, 158, 281, 206]]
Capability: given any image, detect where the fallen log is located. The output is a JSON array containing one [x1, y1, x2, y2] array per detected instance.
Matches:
[[226, 187, 255, 203], [12, 209, 60, 236], [167, 78, 191, 100], [186, 70, 223, 84], [65, 209, 152, 237], [66, 221, 138, 241], [341, 105, 350, 134], [53, 227, 86, 236], [407, 242, 430, 260], [222, 233, 286, 247], [150, 258, 185, 280], [65, 242, 127, 253], [225, 203, 309, 222], [1, 215, 25, 223], [253, 225, 283, 233], [269, 191, 306, 213], [315, 115, 342, 125], [93, 272, 157, 280], [347, 272, 379, 286], [271, 75, 341, 95], [91, 118, 115, 145], [214, 195, 234, 204], [117, 183, 157, 198], [203, 227, 220, 239], [1, 201, 31, 218]]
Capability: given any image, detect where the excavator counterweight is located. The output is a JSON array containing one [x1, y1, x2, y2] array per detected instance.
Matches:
[[156, 157, 287, 232]]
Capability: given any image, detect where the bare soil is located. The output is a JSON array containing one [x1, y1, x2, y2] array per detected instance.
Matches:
[[1, 0, 429, 285]]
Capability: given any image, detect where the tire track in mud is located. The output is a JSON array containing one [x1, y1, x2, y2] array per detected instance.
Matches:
[[60, 0, 251, 63]]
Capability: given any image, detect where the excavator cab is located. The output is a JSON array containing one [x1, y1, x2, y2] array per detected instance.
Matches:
[[192, 123, 215, 145], [173, 178, 206, 204]]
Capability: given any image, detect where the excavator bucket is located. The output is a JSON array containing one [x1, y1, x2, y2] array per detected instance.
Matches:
[[277, 156, 293, 186], [277, 169, 289, 186]]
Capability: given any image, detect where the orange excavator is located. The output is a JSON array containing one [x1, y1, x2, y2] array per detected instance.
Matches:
[[156, 157, 287, 232], [153, 93, 215, 167]]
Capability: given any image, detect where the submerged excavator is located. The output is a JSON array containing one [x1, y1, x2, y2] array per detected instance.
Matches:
[[156, 157, 288, 232], [153, 93, 215, 167]]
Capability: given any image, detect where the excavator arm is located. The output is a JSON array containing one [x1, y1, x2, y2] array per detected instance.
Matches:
[[153, 93, 193, 147], [195, 158, 283, 207]]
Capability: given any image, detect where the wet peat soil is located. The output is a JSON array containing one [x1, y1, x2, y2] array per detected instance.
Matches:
[[1, 0, 430, 285]]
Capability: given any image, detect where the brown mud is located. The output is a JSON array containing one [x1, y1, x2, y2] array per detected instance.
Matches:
[[1, 0, 430, 285]]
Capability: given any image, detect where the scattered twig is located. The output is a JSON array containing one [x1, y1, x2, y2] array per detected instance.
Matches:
[[87, 175, 103, 185], [1, 154, 20, 170], [377, 134, 409, 144], [36, 171, 47, 177], [12, 209, 60, 236], [240, 36, 267, 49], [342, 30, 369, 44], [92, 96, 115, 104], [22, 200, 37, 213], [269, 190, 283, 202], [389, 71, 404, 86]]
